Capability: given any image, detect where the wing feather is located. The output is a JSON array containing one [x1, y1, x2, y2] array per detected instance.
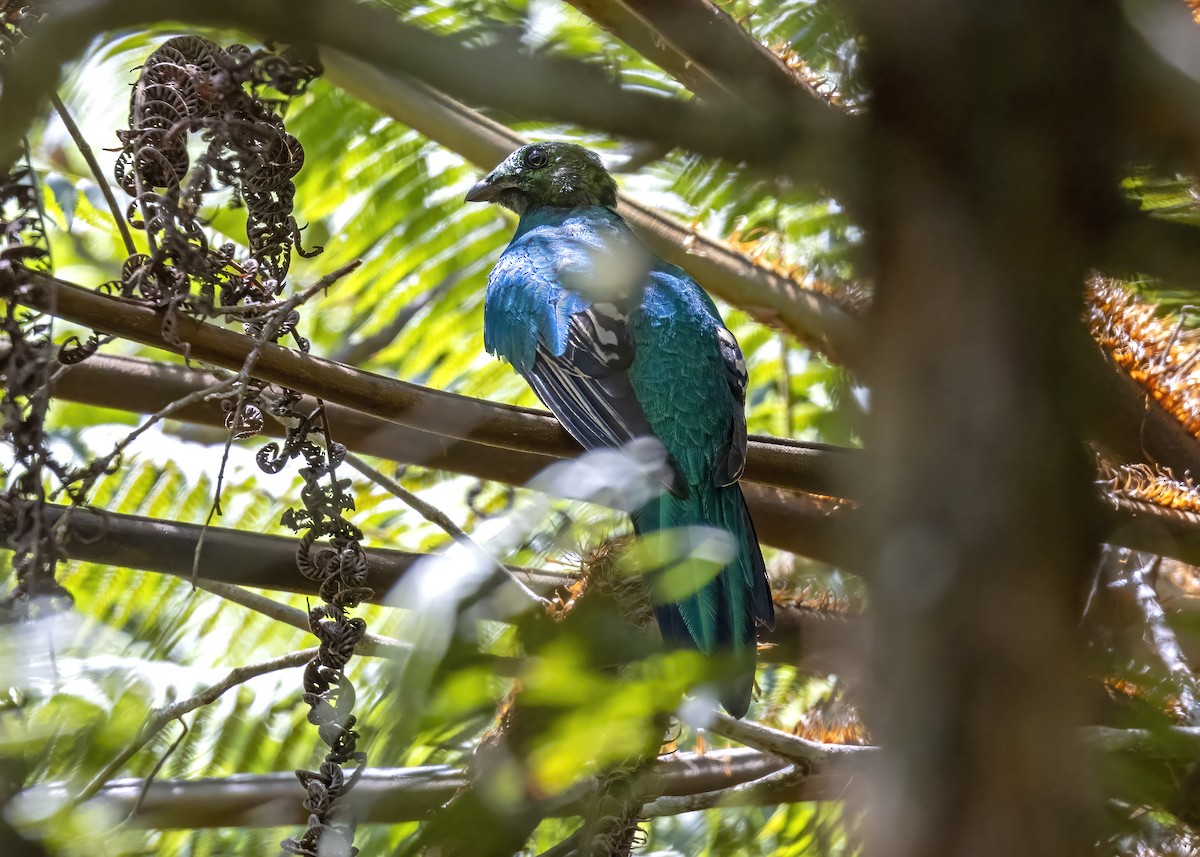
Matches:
[[715, 326, 749, 486], [484, 208, 688, 493]]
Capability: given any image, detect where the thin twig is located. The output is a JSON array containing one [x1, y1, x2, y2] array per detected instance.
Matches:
[[642, 763, 806, 816], [332, 273, 458, 365], [191, 578, 409, 659], [49, 92, 137, 257], [52, 377, 238, 503], [194, 259, 362, 580], [76, 648, 315, 804], [125, 717, 188, 822], [344, 451, 550, 606]]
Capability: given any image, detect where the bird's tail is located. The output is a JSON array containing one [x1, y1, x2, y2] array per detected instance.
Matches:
[[632, 483, 774, 718]]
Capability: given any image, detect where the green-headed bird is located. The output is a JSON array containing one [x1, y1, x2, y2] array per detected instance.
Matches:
[[467, 142, 773, 717]]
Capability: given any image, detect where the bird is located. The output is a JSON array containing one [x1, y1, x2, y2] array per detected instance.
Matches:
[[465, 142, 774, 717]]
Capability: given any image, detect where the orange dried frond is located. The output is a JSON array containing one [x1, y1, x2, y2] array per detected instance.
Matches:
[[475, 684, 521, 760], [546, 574, 589, 621], [773, 581, 859, 616], [575, 535, 656, 630], [1104, 675, 1148, 704], [724, 225, 868, 314], [792, 696, 869, 745], [727, 226, 803, 285], [769, 42, 842, 107], [1098, 456, 1200, 518], [1187, 0, 1200, 24], [1088, 275, 1200, 437], [804, 491, 856, 514], [1103, 675, 1184, 721]]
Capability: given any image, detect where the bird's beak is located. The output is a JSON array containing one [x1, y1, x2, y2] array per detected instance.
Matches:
[[464, 173, 513, 203]]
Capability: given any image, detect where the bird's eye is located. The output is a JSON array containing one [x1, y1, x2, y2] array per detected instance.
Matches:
[[523, 147, 549, 169]]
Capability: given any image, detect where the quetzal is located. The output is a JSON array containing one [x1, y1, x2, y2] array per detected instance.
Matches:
[[466, 142, 773, 717]]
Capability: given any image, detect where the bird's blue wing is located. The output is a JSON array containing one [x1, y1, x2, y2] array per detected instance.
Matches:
[[484, 210, 675, 476], [525, 300, 652, 451]]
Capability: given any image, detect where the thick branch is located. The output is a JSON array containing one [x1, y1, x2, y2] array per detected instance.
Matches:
[[29, 727, 1200, 830], [35, 348, 1200, 574], [561, 0, 733, 100], [38, 348, 855, 563], [16, 274, 855, 498], [0, 498, 860, 671], [0, 497, 564, 598], [0, 0, 853, 190], [26, 749, 839, 830]]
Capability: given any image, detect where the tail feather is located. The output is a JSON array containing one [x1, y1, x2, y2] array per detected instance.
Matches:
[[634, 483, 772, 718]]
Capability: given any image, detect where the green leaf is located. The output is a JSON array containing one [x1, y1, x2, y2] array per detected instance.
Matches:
[[621, 526, 734, 604]]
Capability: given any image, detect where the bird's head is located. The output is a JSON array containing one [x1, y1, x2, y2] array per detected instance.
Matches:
[[464, 142, 618, 215]]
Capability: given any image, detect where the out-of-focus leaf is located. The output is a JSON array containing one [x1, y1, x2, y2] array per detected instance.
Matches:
[[621, 526, 734, 604]]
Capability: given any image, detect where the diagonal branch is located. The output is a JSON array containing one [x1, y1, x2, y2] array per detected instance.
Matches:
[[1111, 549, 1200, 725], [49, 92, 136, 258], [14, 272, 856, 499], [191, 579, 410, 660], [76, 648, 316, 803], [345, 451, 549, 606], [320, 49, 864, 365], [562, 0, 734, 100], [567, 0, 820, 108]]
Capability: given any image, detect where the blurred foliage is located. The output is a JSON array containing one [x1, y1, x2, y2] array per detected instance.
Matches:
[[0, 1, 870, 854]]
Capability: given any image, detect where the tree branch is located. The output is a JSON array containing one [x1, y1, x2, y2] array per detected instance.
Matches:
[[345, 451, 550, 606], [568, 0, 820, 108], [49, 92, 136, 258], [29, 749, 827, 830], [34, 727, 1200, 830], [34, 348, 855, 563], [191, 579, 410, 660], [30, 343, 1200, 575], [562, 0, 733, 100], [641, 763, 814, 816], [319, 49, 865, 365], [1110, 550, 1200, 725], [0, 497, 859, 671], [77, 648, 316, 803], [0, 0, 854, 191], [14, 272, 856, 498], [695, 708, 874, 767]]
